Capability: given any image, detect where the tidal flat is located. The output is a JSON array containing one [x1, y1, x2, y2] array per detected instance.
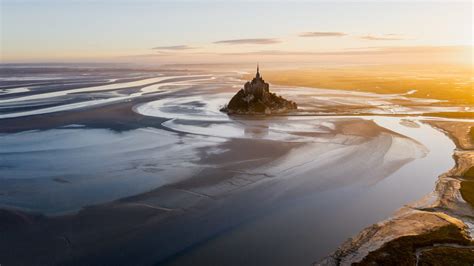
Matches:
[[0, 65, 472, 265], [318, 120, 474, 265]]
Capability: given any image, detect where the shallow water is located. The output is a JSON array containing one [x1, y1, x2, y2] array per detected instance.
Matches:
[[161, 117, 454, 266], [0, 66, 460, 265], [0, 127, 227, 214]]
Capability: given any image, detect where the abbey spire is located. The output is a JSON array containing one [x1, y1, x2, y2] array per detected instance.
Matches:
[[222, 64, 297, 114]]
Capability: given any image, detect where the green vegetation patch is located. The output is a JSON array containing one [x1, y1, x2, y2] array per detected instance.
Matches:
[[460, 167, 474, 207], [418, 246, 474, 266], [354, 223, 470, 265], [460, 181, 474, 207], [463, 166, 474, 179]]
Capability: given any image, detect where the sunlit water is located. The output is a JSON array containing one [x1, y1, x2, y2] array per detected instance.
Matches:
[[0, 67, 460, 265]]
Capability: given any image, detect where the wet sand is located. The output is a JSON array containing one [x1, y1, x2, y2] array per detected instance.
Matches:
[[0, 66, 468, 265], [317, 120, 474, 265], [0, 118, 445, 266]]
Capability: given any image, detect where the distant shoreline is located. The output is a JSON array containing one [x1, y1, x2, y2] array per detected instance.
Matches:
[[248, 64, 473, 107]]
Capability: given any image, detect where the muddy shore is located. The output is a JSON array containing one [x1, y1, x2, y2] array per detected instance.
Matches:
[[316, 120, 474, 265], [1, 68, 471, 265]]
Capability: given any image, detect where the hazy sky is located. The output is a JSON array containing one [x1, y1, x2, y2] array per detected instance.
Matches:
[[1, 0, 472, 64]]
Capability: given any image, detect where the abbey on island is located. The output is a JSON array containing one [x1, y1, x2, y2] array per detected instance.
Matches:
[[222, 65, 297, 114]]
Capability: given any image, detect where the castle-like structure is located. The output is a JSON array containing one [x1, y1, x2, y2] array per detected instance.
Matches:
[[222, 65, 297, 114], [243, 65, 269, 99]]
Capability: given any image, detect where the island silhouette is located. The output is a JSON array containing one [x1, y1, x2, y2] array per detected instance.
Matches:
[[221, 65, 297, 114]]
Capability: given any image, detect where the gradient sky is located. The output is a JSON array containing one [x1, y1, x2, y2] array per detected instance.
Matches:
[[1, 0, 472, 64]]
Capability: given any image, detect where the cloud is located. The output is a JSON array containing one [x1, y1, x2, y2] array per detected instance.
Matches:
[[299, 32, 347, 37], [214, 38, 280, 45], [223, 50, 317, 56], [222, 49, 384, 56], [221, 46, 467, 56], [359, 34, 405, 41], [119, 46, 469, 65], [121, 53, 175, 58], [152, 45, 195, 50]]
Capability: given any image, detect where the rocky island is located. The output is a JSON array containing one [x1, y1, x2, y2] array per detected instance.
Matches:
[[221, 65, 297, 114]]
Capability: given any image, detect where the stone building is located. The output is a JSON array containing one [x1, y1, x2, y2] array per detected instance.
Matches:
[[222, 64, 298, 114], [243, 65, 269, 99]]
